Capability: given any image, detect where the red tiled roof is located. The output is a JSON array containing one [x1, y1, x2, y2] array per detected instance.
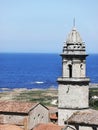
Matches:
[[50, 113, 58, 120], [0, 124, 23, 130], [0, 101, 38, 113], [33, 123, 64, 130], [67, 109, 98, 126]]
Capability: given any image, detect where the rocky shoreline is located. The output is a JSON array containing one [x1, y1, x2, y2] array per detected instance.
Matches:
[[0, 83, 98, 93]]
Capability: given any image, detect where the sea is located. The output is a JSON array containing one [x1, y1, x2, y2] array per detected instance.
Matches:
[[0, 53, 98, 89]]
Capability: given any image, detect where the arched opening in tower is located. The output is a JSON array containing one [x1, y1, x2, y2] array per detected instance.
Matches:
[[69, 64, 72, 78]]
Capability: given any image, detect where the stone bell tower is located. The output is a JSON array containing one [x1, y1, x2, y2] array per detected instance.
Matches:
[[57, 24, 90, 125]]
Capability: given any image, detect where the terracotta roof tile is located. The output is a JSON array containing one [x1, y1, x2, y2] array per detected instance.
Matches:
[[0, 101, 38, 113], [67, 109, 98, 126], [33, 123, 64, 130], [50, 113, 58, 120], [0, 124, 23, 130]]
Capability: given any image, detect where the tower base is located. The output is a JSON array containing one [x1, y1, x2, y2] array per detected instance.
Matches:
[[58, 108, 89, 126]]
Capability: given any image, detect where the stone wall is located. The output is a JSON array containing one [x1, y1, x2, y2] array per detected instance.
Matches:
[[58, 109, 77, 126], [58, 84, 89, 109], [0, 113, 27, 129], [28, 104, 49, 130], [72, 125, 98, 130], [79, 126, 93, 130]]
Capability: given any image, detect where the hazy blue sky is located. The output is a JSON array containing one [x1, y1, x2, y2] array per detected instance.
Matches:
[[0, 0, 98, 53]]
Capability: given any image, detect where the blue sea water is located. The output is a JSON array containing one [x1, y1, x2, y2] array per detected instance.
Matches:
[[0, 53, 98, 89]]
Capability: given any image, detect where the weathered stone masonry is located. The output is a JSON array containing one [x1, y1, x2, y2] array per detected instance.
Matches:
[[57, 26, 90, 125]]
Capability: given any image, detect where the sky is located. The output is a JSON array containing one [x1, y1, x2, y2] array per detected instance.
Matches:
[[0, 0, 98, 54]]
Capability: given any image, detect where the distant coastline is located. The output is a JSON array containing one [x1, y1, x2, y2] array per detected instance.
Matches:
[[0, 83, 98, 93], [0, 83, 98, 105]]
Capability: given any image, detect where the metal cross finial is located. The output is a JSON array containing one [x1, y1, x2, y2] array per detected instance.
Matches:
[[73, 17, 75, 27]]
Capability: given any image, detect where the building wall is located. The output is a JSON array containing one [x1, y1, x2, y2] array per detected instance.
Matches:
[[79, 126, 94, 130], [62, 59, 69, 77], [72, 62, 80, 77], [58, 109, 78, 126], [73, 125, 98, 130], [0, 113, 26, 128], [28, 104, 49, 130], [80, 61, 86, 77], [58, 84, 89, 109], [72, 60, 85, 78], [62, 59, 86, 78]]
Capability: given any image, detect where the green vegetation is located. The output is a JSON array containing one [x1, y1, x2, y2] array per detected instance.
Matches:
[[0, 87, 98, 109], [12, 89, 58, 106], [89, 88, 98, 110]]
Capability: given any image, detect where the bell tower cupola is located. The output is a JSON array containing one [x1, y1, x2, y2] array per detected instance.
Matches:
[[62, 26, 86, 78]]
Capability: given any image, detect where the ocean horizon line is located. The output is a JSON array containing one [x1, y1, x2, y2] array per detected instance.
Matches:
[[0, 52, 98, 55]]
